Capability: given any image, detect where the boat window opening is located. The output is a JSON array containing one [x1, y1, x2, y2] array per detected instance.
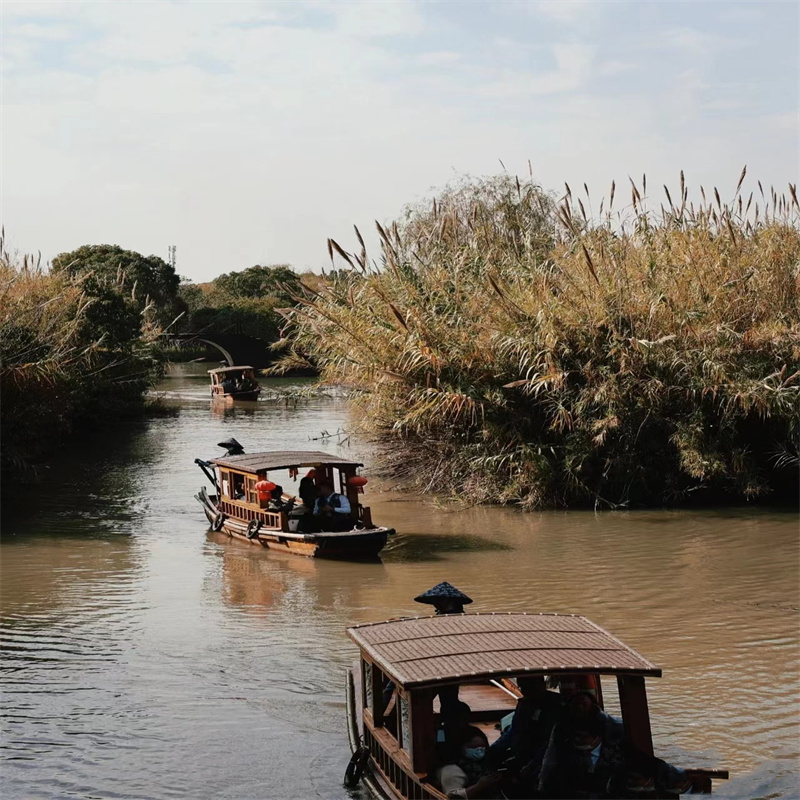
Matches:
[[220, 470, 230, 498], [245, 477, 257, 505], [231, 472, 245, 500]]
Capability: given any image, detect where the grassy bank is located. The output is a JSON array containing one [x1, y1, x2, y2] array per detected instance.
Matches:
[[1, 240, 167, 477], [280, 173, 800, 508]]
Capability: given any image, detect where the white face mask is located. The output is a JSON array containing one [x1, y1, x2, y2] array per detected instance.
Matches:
[[464, 747, 486, 761]]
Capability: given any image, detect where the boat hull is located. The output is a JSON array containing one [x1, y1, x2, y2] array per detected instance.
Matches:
[[196, 488, 391, 559], [211, 389, 261, 402]]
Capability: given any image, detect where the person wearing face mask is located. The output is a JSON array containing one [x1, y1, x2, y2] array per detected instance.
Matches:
[[438, 728, 505, 799]]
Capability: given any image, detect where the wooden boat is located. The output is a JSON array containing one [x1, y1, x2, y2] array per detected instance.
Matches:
[[195, 450, 394, 559], [208, 365, 261, 401], [345, 613, 728, 798]]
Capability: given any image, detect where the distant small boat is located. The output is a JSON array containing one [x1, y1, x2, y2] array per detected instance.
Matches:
[[194, 449, 394, 559], [345, 612, 729, 798], [208, 365, 261, 401]]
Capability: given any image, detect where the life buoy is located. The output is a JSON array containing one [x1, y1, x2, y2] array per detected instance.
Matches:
[[343, 746, 369, 788], [246, 520, 262, 539], [212, 512, 226, 532]]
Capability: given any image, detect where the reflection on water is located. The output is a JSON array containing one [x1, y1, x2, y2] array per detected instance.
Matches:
[[1, 362, 798, 799]]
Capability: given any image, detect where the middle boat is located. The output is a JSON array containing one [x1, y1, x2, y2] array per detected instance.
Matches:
[[195, 449, 394, 559]]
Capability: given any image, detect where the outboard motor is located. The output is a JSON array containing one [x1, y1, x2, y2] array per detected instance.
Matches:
[[217, 438, 245, 456]]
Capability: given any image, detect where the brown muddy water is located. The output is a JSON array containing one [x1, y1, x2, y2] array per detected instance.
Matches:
[[1, 363, 798, 799]]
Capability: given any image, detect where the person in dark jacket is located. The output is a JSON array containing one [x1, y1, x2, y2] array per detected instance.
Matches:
[[488, 676, 563, 786], [298, 469, 319, 510]]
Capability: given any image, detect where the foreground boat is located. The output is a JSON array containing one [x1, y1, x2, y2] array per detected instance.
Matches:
[[195, 449, 394, 559], [345, 613, 728, 798], [208, 365, 261, 402]]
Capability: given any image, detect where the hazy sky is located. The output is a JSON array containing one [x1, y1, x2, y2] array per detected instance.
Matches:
[[3, 0, 798, 282]]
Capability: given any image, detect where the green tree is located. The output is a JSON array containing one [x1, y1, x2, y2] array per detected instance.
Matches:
[[52, 244, 182, 327], [212, 264, 302, 305]]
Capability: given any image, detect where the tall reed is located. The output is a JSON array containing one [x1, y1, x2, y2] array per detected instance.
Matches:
[[279, 173, 800, 508]]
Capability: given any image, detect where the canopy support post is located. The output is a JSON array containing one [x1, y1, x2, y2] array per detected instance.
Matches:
[[617, 675, 654, 756], [410, 688, 435, 776]]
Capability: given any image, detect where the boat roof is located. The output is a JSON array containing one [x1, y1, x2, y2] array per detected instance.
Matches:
[[211, 450, 364, 473], [208, 366, 255, 374], [347, 613, 661, 688]]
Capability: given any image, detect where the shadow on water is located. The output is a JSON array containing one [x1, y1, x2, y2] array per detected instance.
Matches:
[[382, 532, 513, 562], [1, 424, 158, 543]]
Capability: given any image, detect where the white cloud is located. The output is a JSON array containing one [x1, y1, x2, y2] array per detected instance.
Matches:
[[534, 0, 595, 24], [1, 0, 796, 279]]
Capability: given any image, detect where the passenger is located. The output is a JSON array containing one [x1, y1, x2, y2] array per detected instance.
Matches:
[[488, 676, 563, 779], [438, 727, 505, 799], [238, 372, 257, 391], [298, 469, 319, 511], [436, 701, 473, 765], [562, 691, 623, 740], [220, 375, 237, 394], [313, 481, 352, 531], [538, 714, 626, 798], [268, 484, 292, 512]]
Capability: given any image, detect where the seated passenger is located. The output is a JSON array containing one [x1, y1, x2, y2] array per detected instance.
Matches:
[[268, 484, 293, 512], [439, 727, 505, 799], [436, 701, 473, 766], [221, 376, 236, 394], [562, 691, 623, 741], [488, 676, 563, 778], [313, 481, 352, 531], [538, 715, 626, 798]]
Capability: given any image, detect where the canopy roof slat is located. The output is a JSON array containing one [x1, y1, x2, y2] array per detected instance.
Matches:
[[347, 613, 661, 687], [211, 450, 364, 474], [208, 366, 255, 374]]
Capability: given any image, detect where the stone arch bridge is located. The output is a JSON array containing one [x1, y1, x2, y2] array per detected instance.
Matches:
[[163, 333, 272, 368]]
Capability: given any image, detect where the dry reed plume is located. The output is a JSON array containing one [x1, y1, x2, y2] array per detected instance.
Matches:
[[277, 172, 799, 508]]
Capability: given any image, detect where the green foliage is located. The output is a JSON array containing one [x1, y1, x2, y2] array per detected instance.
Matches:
[[280, 173, 800, 508], [52, 244, 181, 328], [1, 240, 165, 475], [212, 264, 302, 304], [178, 264, 304, 343]]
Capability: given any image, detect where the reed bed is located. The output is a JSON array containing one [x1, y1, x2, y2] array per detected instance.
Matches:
[[280, 173, 800, 508]]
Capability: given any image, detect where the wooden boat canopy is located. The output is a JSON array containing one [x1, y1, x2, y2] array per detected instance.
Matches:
[[208, 365, 256, 374], [210, 450, 364, 474], [347, 613, 662, 689]]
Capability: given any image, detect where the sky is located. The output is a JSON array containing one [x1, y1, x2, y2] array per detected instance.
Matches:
[[2, 0, 798, 282]]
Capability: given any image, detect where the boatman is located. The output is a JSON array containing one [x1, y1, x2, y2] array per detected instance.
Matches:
[[414, 582, 473, 616], [414, 582, 473, 713], [313, 481, 352, 531]]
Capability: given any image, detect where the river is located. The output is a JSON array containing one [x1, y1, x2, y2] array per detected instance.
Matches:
[[1, 363, 798, 799]]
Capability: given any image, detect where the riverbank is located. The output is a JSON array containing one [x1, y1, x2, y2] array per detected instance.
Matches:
[[281, 174, 800, 509]]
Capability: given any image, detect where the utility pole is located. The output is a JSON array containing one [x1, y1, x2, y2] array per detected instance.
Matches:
[[168, 245, 176, 271]]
